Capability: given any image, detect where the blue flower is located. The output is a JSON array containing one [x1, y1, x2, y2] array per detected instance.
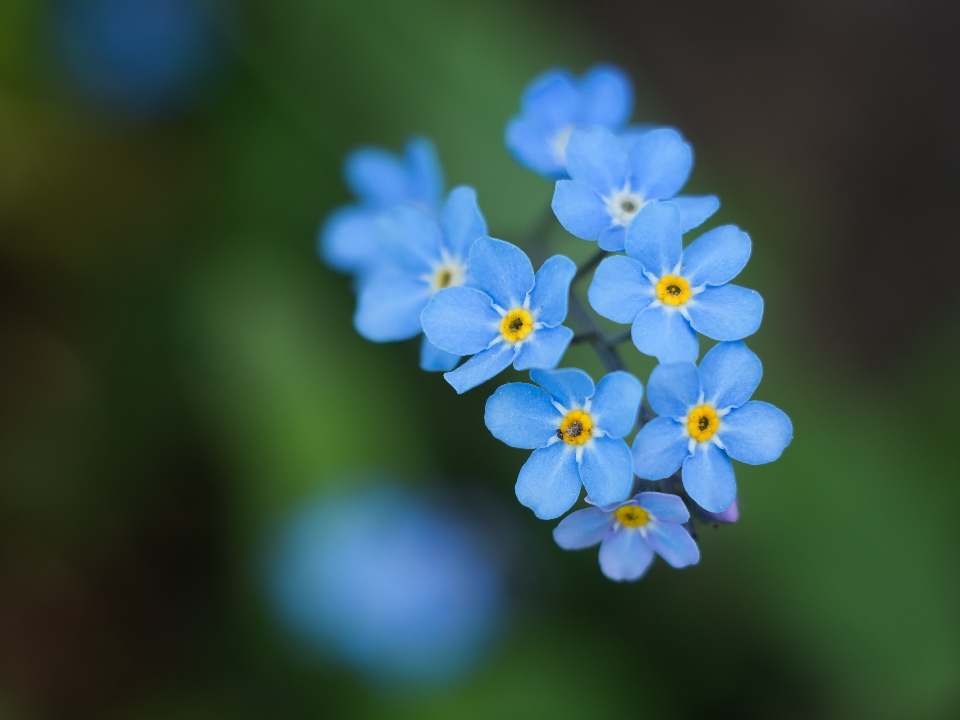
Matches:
[[421, 238, 577, 392], [266, 484, 505, 685], [552, 126, 720, 252], [319, 136, 444, 279], [484, 368, 643, 518], [553, 491, 699, 581], [505, 64, 634, 179], [588, 201, 763, 363], [631, 341, 793, 513], [354, 186, 487, 371]]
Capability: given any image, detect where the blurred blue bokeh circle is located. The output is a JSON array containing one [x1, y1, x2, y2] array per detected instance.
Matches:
[[51, 0, 220, 119], [266, 484, 506, 685]]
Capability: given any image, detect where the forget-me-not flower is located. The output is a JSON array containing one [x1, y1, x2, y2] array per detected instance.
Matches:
[[266, 484, 504, 685], [552, 126, 719, 252], [632, 341, 792, 513], [553, 491, 699, 581], [589, 201, 763, 363], [484, 368, 643, 518], [505, 64, 634, 179], [421, 238, 576, 392], [354, 186, 486, 371], [320, 136, 443, 279]]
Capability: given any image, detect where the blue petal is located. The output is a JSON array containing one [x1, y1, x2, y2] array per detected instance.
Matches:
[[624, 201, 683, 276], [514, 325, 574, 371], [588, 255, 654, 324], [529, 367, 594, 409], [682, 442, 736, 513], [484, 382, 562, 449], [626, 128, 692, 201], [719, 401, 793, 465], [354, 271, 430, 342], [504, 116, 565, 179], [552, 180, 609, 240], [468, 237, 535, 310], [618, 123, 660, 152], [515, 442, 581, 520], [597, 225, 626, 252], [631, 417, 690, 480], [645, 522, 700, 568], [580, 64, 633, 128], [631, 306, 699, 364], [421, 286, 500, 355], [344, 146, 408, 208], [441, 186, 487, 259], [375, 205, 443, 275], [419, 336, 460, 372], [687, 285, 763, 341], [319, 206, 379, 275], [444, 342, 515, 394], [673, 195, 720, 233], [598, 529, 654, 581], [637, 492, 689, 523], [698, 341, 762, 409], [403, 136, 444, 210], [553, 507, 614, 550], [564, 126, 630, 194], [520, 68, 578, 124], [529, 255, 576, 327], [682, 225, 751, 288], [590, 371, 643, 438], [646, 361, 701, 417], [578, 436, 634, 508]]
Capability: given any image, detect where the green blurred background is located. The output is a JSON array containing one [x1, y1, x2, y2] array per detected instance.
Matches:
[[2, 0, 960, 717]]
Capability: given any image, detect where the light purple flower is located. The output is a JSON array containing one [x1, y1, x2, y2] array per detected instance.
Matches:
[[553, 491, 699, 581]]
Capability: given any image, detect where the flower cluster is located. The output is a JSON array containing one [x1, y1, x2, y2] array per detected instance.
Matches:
[[318, 65, 792, 582]]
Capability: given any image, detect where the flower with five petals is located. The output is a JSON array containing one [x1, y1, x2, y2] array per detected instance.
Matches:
[[484, 368, 643, 518], [589, 201, 763, 364], [552, 126, 719, 252], [421, 238, 576, 392], [631, 341, 792, 513], [553, 491, 700, 581], [354, 186, 485, 371]]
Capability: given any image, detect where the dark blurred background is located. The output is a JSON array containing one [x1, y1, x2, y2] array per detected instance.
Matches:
[[1, 0, 959, 718]]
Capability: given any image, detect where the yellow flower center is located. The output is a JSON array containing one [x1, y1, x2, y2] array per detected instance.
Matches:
[[687, 405, 719, 443], [500, 308, 534, 343], [656, 274, 691, 306], [556, 409, 593, 445], [615, 505, 650, 528]]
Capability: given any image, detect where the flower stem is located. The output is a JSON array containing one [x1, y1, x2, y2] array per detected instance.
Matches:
[[567, 293, 625, 373]]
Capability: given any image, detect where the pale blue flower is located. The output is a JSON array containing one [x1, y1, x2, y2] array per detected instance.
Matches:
[[485, 368, 643, 518], [354, 186, 486, 372], [505, 64, 634, 179], [320, 136, 443, 279], [589, 201, 763, 363], [553, 491, 699, 581], [632, 341, 793, 513], [552, 126, 719, 251], [421, 238, 576, 392]]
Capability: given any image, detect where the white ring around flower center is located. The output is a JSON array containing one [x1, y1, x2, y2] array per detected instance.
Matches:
[[550, 125, 575, 165], [426, 250, 467, 293], [605, 187, 646, 227]]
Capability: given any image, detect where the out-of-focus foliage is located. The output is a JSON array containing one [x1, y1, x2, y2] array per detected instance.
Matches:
[[0, 0, 959, 718]]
